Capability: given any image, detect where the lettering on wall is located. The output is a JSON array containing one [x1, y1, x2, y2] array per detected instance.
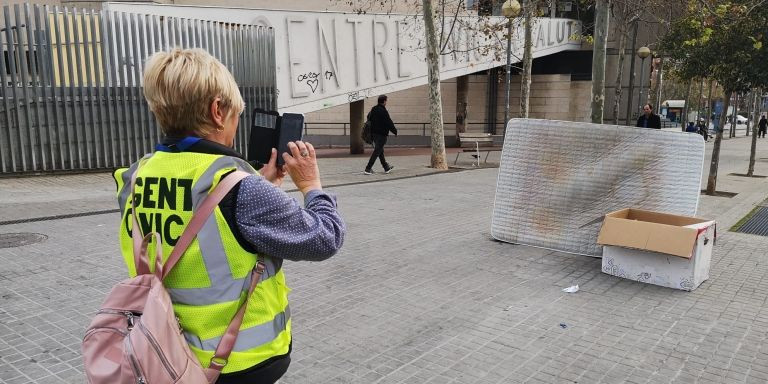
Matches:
[[535, 20, 575, 49], [279, 12, 580, 107], [318, 18, 341, 93], [347, 88, 373, 102], [286, 16, 309, 98]]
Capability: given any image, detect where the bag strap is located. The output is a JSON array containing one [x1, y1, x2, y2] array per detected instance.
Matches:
[[205, 259, 266, 381], [160, 170, 251, 279], [129, 161, 151, 275]]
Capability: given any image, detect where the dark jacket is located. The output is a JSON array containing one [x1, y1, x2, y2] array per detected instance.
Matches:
[[369, 104, 398, 136], [759, 117, 767, 130], [636, 113, 661, 129]]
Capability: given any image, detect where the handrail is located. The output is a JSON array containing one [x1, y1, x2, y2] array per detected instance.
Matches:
[[302, 121, 507, 136]]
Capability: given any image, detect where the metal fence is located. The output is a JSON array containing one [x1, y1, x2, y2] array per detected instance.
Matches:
[[1, 3, 276, 174]]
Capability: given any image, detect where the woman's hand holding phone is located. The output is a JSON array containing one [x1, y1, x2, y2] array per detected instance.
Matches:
[[260, 148, 286, 187], [282, 141, 322, 195]]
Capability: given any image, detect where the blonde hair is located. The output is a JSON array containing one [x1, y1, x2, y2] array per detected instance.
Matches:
[[143, 48, 244, 137]]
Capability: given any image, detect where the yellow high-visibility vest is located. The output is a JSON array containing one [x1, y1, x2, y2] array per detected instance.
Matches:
[[114, 151, 291, 373]]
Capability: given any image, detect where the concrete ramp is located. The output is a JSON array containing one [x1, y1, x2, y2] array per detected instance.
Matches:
[[106, 3, 581, 114]]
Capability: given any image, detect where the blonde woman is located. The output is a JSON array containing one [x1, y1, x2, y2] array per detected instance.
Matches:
[[113, 48, 345, 383]]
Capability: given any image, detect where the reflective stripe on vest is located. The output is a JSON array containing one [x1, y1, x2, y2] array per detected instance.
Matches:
[[115, 152, 291, 373], [184, 307, 290, 352]]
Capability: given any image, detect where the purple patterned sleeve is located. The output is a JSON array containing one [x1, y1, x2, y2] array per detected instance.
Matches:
[[234, 175, 345, 261]]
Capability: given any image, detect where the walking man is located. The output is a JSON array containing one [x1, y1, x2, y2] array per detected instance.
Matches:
[[364, 95, 398, 175], [636, 104, 662, 129], [759, 115, 767, 138]]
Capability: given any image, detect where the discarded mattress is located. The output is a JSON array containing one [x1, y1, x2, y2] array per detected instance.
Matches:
[[491, 119, 705, 257]]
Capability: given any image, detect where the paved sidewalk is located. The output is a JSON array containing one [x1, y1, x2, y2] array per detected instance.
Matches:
[[1, 135, 768, 383]]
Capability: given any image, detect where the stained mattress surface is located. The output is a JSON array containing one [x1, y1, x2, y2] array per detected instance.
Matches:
[[491, 119, 705, 256]]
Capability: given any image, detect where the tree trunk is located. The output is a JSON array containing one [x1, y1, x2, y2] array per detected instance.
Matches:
[[422, 0, 448, 169], [655, 57, 664, 113], [590, 0, 609, 124], [706, 90, 732, 195], [456, 74, 468, 143], [731, 93, 739, 138], [705, 80, 714, 128], [519, 0, 534, 118], [612, 26, 628, 125], [695, 78, 704, 122], [748, 89, 761, 176], [745, 91, 752, 137], [625, 21, 638, 125], [350, 100, 365, 154], [682, 80, 692, 131]]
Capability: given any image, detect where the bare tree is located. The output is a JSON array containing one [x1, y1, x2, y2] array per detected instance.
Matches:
[[590, 0, 610, 123], [519, 0, 534, 118], [422, 0, 448, 169]]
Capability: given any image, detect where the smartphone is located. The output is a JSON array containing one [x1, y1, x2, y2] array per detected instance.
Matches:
[[247, 109, 281, 167], [247, 110, 304, 167], [276, 113, 305, 166]]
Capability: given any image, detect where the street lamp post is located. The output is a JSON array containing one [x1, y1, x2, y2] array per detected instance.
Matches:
[[502, 0, 521, 128], [636, 46, 651, 116]]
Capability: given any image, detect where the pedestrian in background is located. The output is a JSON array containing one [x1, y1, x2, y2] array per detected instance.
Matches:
[[759, 115, 767, 138], [636, 104, 661, 129], [696, 118, 710, 142], [364, 95, 398, 175], [686, 121, 697, 133]]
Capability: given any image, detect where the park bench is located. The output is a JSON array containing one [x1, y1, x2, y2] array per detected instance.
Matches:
[[453, 132, 502, 166]]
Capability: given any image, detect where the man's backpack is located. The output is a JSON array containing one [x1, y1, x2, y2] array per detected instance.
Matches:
[[82, 170, 264, 384], [361, 111, 373, 145]]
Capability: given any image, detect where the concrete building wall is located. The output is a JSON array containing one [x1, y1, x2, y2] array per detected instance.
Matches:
[[304, 73, 592, 140]]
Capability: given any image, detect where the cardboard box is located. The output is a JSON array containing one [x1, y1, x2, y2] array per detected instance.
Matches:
[[597, 209, 716, 291]]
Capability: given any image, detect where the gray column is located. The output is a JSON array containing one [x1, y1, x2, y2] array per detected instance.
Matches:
[[350, 100, 365, 154], [455, 75, 469, 144]]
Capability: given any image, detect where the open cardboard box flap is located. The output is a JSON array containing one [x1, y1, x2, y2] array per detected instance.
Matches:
[[597, 208, 714, 259]]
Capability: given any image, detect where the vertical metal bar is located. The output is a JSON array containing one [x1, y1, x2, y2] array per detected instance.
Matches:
[[189, 19, 196, 48], [22, 4, 44, 170], [241, 26, 251, 152], [52, 6, 71, 169], [82, 9, 100, 168], [124, 12, 140, 161], [259, 27, 269, 110], [174, 17, 182, 49], [268, 28, 277, 111], [117, 12, 135, 163], [147, 14, 159, 145], [134, 13, 149, 154], [166, 16, 174, 49], [13, 4, 35, 171], [255, 26, 264, 112], [161, 15, 169, 51], [102, 10, 119, 167], [34, 5, 55, 170], [71, 8, 92, 169], [194, 19, 201, 49], [181, 18, 189, 48], [260, 27, 269, 110], [46, 5, 67, 169], [4, 6, 25, 171], [233, 27, 244, 152], [61, 7, 83, 169], [0, 6, 13, 173], [226, 26, 235, 85], [242, 27, 251, 153], [89, 9, 107, 167], [111, 11, 128, 165], [203, 20, 211, 54], [212, 20, 220, 62]]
